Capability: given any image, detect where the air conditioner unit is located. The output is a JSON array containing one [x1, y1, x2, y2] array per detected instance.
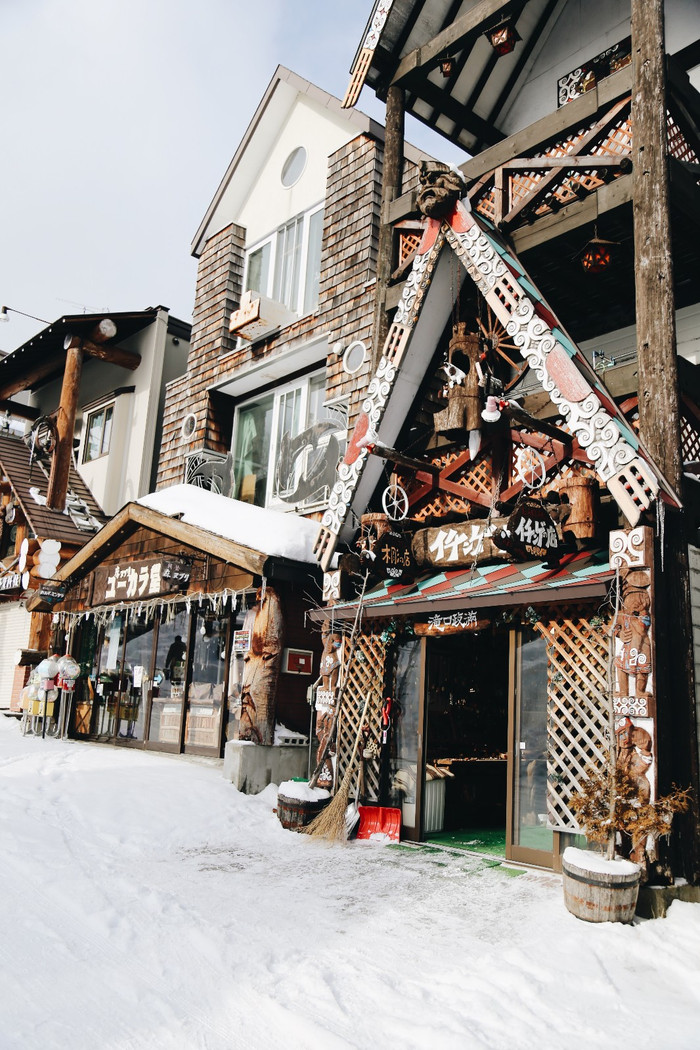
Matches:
[[229, 290, 296, 342]]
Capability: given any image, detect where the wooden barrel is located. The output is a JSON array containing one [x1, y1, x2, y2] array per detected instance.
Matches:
[[277, 792, 330, 832], [562, 851, 641, 923]]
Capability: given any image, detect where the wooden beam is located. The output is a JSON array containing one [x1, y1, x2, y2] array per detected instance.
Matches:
[[505, 155, 632, 171], [0, 360, 63, 400], [500, 95, 631, 229], [46, 345, 82, 511], [459, 64, 633, 183], [372, 84, 405, 371], [511, 172, 633, 252], [631, 0, 700, 880], [64, 333, 141, 371], [392, 0, 513, 84], [0, 400, 39, 421]]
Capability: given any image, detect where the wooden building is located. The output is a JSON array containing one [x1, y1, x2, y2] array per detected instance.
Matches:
[[27, 487, 321, 762], [309, 0, 700, 879]]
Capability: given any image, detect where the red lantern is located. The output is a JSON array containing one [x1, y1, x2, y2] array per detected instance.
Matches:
[[486, 19, 520, 57], [581, 237, 614, 274]]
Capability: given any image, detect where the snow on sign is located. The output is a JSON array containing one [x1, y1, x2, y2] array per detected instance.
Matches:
[[92, 557, 192, 604]]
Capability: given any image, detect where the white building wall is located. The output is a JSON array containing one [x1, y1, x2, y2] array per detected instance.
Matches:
[[500, 0, 700, 136]]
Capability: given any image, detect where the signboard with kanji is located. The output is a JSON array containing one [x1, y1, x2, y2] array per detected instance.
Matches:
[[92, 558, 192, 604], [377, 529, 415, 582]]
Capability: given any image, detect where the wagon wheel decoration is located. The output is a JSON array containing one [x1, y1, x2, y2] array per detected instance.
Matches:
[[381, 482, 409, 521], [29, 415, 58, 455], [476, 302, 529, 392], [514, 446, 547, 489]]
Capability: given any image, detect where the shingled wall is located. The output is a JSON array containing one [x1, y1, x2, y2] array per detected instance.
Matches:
[[156, 131, 415, 492]]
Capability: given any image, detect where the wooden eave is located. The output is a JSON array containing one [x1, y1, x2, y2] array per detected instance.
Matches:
[[25, 501, 306, 611], [0, 309, 162, 400]]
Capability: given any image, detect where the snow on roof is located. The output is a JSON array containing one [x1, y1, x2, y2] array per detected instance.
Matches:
[[137, 485, 320, 565]]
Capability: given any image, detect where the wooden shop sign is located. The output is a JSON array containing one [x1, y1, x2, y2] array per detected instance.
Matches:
[[93, 557, 192, 604], [0, 571, 23, 593], [414, 611, 491, 635], [377, 529, 415, 582], [494, 499, 560, 561], [38, 581, 68, 605], [412, 518, 509, 569]]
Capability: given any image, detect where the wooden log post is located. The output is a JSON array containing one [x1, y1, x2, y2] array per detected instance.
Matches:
[[631, 0, 700, 881], [46, 342, 83, 510], [372, 84, 405, 371]]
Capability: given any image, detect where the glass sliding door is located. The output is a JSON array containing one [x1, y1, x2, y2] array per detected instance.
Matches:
[[94, 613, 127, 738], [387, 637, 425, 839], [184, 614, 228, 754], [147, 609, 190, 750], [118, 613, 157, 743], [509, 627, 554, 865]]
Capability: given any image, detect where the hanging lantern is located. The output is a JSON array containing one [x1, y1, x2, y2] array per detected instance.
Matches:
[[485, 18, 520, 57], [439, 55, 454, 78], [581, 235, 615, 274]]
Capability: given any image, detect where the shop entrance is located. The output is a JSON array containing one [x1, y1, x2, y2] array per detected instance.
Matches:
[[423, 632, 509, 847]]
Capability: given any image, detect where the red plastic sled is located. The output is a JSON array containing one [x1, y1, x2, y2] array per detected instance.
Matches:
[[356, 805, 401, 842]]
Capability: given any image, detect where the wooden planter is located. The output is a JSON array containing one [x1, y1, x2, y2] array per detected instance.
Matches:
[[277, 791, 330, 832], [562, 848, 641, 923]]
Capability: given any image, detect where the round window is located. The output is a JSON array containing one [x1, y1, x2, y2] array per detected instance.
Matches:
[[281, 147, 307, 188]]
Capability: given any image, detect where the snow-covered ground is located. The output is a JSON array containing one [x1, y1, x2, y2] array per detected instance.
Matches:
[[1, 715, 699, 1050]]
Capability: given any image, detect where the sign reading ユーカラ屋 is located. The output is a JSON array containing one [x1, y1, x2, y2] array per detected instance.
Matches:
[[92, 558, 192, 605]]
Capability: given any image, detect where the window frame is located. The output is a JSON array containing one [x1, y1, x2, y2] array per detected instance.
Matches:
[[231, 370, 346, 512], [242, 202, 324, 319], [82, 403, 114, 463]]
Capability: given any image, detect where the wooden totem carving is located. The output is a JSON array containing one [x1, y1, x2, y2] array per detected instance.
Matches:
[[237, 586, 284, 746], [434, 323, 483, 439], [314, 621, 342, 790]]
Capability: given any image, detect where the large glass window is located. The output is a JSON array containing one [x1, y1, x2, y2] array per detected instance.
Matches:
[[83, 404, 113, 462], [243, 205, 323, 318], [231, 372, 346, 509]]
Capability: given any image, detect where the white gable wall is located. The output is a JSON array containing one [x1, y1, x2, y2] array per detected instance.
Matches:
[[500, 0, 700, 136], [199, 82, 371, 251]]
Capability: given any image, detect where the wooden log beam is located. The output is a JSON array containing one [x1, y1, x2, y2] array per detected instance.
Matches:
[[63, 333, 141, 371], [46, 345, 82, 511], [0, 399, 39, 421], [504, 155, 632, 171], [392, 0, 514, 85]]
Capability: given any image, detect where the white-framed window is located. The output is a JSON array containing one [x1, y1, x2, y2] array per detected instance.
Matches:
[[243, 204, 324, 318], [231, 371, 347, 510], [83, 403, 113, 462]]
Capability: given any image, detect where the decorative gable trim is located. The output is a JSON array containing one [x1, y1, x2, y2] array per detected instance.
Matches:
[[314, 200, 672, 571]]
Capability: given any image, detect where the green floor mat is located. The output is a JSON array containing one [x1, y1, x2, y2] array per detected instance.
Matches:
[[426, 827, 507, 857]]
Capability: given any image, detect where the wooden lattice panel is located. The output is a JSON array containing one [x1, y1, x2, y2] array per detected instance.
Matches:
[[667, 111, 699, 163], [398, 230, 423, 268], [398, 449, 494, 523], [336, 631, 386, 800], [682, 416, 700, 463], [475, 116, 634, 226], [535, 610, 611, 831]]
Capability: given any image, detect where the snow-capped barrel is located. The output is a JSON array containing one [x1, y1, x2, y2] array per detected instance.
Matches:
[[562, 847, 641, 923]]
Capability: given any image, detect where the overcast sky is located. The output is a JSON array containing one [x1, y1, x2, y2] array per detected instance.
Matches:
[[0, 0, 464, 353]]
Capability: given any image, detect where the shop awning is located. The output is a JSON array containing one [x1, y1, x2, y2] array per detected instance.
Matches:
[[314, 549, 612, 622]]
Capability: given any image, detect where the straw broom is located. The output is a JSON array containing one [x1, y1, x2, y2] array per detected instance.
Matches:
[[302, 692, 372, 841]]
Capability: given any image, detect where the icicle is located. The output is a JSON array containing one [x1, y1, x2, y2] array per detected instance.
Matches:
[[656, 498, 665, 572]]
